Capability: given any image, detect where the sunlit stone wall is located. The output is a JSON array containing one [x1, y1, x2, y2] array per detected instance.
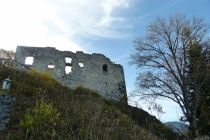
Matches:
[[14, 46, 127, 101]]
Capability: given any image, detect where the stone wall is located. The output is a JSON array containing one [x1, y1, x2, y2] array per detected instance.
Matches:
[[0, 95, 15, 131], [14, 46, 127, 101]]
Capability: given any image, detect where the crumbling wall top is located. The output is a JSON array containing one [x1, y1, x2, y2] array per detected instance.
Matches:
[[14, 46, 127, 101]]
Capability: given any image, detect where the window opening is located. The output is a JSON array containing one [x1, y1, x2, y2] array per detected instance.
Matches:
[[25, 57, 34, 65], [48, 64, 55, 69], [65, 66, 72, 74], [79, 62, 84, 68], [103, 64, 108, 72], [65, 57, 72, 63]]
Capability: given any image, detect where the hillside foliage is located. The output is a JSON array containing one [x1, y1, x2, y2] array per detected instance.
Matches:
[[0, 64, 178, 140]]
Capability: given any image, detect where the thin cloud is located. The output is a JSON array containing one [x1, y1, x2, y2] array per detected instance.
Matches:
[[0, 0, 133, 52], [0, 0, 83, 52], [48, 0, 132, 39], [99, 0, 130, 27], [113, 54, 130, 64]]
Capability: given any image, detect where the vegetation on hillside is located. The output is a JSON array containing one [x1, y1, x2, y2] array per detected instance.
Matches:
[[0, 64, 178, 140]]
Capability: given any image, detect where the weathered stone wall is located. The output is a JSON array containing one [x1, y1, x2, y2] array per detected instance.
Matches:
[[0, 95, 15, 131], [14, 46, 127, 101]]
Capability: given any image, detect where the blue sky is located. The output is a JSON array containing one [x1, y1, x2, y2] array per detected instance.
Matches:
[[0, 0, 210, 122]]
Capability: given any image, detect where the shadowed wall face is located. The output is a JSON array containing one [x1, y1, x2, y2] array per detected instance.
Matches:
[[14, 46, 127, 101]]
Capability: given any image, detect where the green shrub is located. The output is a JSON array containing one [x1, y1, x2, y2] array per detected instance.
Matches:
[[19, 100, 60, 140], [2, 68, 61, 96]]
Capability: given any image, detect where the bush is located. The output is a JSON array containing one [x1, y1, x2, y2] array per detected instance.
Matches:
[[19, 100, 60, 140]]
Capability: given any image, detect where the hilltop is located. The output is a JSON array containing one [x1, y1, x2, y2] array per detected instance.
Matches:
[[0, 64, 179, 140]]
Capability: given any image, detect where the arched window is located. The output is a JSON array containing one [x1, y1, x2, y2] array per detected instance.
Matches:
[[103, 64, 108, 72]]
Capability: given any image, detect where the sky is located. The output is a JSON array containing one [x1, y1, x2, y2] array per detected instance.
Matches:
[[0, 0, 210, 122]]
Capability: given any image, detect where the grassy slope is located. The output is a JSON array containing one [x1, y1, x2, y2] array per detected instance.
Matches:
[[0, 65, 179, 140]]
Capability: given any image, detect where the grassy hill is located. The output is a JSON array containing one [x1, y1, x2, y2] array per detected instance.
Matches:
[[0, 64, 179, 140]]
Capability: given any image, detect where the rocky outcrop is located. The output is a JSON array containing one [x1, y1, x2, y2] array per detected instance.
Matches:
[[0, 95, 15, 131]]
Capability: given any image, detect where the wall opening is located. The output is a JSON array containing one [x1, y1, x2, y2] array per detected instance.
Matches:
[[25, 57, 34, 65], [65, 57, 72, 64], [118, 83, 125, 91], [79, 62, 84, 68], [48, 64, 55, 69], [103, 64, 108, 72], [65, 66, 72, 74]]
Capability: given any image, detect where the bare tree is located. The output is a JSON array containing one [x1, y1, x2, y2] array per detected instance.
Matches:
[[130, 14, 210, 137], [0, 49, 14, 66], [152, 103, 165, 121]]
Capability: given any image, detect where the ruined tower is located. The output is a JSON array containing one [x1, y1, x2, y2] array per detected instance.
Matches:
[[14, 46, 127, 101]]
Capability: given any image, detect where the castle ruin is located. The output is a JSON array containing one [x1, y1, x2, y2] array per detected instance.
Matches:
[[14, 46, 127, 101]]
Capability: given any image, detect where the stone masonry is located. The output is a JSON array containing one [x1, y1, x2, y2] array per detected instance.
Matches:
[[0, 95, 15, 131], [14, 46, 127, 101]]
